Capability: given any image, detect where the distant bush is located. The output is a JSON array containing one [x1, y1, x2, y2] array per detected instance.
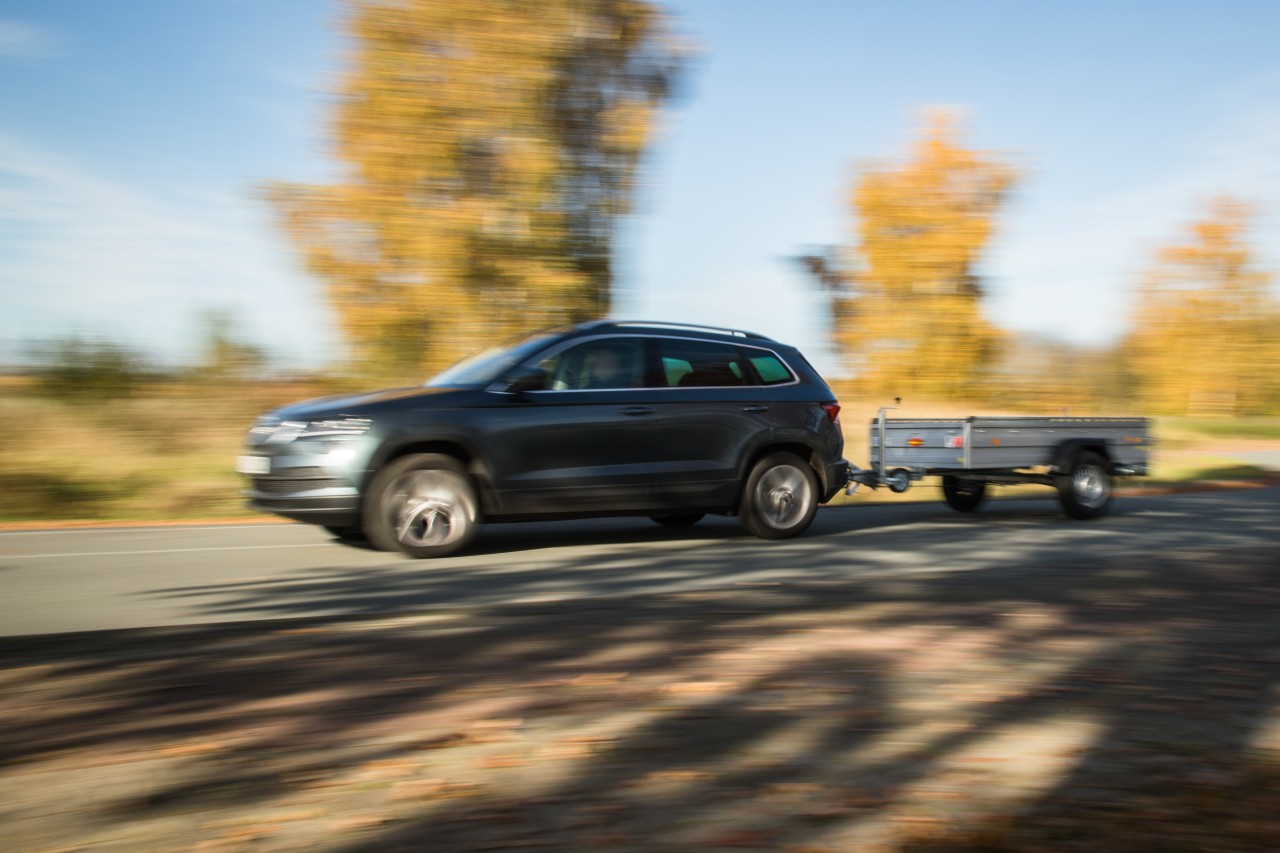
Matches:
[[189, 309, 267, 383], [29, 337, 159, 401]]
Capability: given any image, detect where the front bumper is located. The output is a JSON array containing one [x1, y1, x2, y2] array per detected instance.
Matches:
[[247, 492, 361, 527], [238, 447, 366, 528]]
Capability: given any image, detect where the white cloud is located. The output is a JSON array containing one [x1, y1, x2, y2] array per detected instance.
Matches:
[[0, 132, 338, 366]]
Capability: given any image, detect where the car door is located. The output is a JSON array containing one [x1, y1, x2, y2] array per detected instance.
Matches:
[[482, 336, 660, 516], [642, 337, 779, 509]]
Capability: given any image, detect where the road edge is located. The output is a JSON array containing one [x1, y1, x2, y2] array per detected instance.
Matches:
[[2, 474, 1278, 532]]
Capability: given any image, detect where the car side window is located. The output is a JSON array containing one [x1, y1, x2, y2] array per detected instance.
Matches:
[[748, 353, 795, 385], [535, 339, 645, 390], [657, 339, 749, 388]]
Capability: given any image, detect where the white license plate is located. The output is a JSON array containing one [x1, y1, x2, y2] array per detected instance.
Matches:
[[236, 455, 271, 475]]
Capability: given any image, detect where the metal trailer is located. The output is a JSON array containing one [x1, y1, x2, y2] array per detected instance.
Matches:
[[845, 404, 1153, 519]]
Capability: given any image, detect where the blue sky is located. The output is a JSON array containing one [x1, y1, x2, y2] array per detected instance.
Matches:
[[3, 1, 1279, 374]]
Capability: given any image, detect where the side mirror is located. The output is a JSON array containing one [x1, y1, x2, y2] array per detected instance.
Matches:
[[503, 366, 548, 395]]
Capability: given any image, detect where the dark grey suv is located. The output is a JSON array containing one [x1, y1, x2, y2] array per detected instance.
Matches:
[[237, 321, 849, 557]]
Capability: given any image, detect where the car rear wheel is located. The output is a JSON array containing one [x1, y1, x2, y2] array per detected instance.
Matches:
[[740, 452, 818, 540], [363, 453, 478, 558]]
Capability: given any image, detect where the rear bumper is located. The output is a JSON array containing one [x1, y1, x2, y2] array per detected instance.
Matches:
[[821, 458, 851, 503]]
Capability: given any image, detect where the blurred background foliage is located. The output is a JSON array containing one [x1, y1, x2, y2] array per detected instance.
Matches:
[[5, 0, 1280, 522], [268, 0, 686, 382], [1124, 198, 1280, 417], [801, 114, 1280, 417], [27, 337, 160, 402], [802, 111, 1017, 402]]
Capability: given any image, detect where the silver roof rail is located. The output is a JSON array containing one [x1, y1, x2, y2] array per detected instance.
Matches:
[[601, 320, 774, 342]]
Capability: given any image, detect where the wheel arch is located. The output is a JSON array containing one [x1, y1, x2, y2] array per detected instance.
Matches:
[[363, 438, 493, 512], [1049, 438, 1114, 474], [739, 441, 829, 502]]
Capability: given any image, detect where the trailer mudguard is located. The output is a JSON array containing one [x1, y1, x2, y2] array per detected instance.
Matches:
[[1048, 438, 1112, 474]]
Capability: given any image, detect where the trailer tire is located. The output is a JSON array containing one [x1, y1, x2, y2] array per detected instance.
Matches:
[[886, 468, 912, 493], [740, 452, 818, 540], [1056, 451, 1113, 520], [942, 476, 986, 513]]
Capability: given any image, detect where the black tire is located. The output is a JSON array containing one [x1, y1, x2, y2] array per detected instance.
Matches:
[[650, 513, 705, 528], [942, 475, 986, 512], [885, 468, 912, 494], [362, 453, 478, 558], [1055, 450, 1113, 520], [739, 452, 819, 540]]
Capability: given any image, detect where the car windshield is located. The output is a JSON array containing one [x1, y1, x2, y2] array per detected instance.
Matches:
[[426, 328, 566, 388]]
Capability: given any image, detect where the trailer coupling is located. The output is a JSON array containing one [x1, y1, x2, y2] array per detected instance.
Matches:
[[844, 466, 914, 496], [844, 398, 915, 496]]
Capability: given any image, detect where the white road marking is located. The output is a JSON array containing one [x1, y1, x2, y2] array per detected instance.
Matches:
[[3, 543, 335, 559], [0, 524, 294, 537]]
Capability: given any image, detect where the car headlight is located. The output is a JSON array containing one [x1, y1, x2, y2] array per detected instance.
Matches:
[[248, 417, 372, 446], [298, 418, 373, 438]]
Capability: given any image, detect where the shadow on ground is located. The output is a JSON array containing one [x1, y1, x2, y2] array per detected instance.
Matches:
[[129, 490, 1279, 628], [4, 535, 1280, 851]]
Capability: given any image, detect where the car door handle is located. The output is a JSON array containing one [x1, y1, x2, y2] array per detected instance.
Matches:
[[621, 406, 654, 416], [741, 405, 769, 414]]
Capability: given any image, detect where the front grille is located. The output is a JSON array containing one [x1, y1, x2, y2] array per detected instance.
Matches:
[[272, 466, 325, 479], [252, 468, 344, 495]]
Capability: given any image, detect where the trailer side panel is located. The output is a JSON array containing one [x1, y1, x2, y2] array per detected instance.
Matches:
[[871, 417, 1151, 473]]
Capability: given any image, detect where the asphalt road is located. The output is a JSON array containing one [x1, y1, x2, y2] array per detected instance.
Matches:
[[2, 487, 1277, 638]]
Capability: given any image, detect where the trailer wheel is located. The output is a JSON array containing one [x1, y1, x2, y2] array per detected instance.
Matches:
[[885, 468, 912, 493], [941, 476, 986, 512], [740, 452, 818, 539], [1056, 451, 1113, 520]]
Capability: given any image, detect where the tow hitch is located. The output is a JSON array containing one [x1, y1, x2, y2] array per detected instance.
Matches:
[[843, 398, 916, 495]]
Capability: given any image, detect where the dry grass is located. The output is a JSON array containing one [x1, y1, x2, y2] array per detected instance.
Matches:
[[0, 383, 312, 522]]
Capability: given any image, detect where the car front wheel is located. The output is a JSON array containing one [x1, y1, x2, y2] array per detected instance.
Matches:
[[740, 452, 819, 540], [363, 453, 478, 558]]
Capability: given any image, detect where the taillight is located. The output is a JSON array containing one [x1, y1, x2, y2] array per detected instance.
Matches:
[[821, 402, 841, 423]]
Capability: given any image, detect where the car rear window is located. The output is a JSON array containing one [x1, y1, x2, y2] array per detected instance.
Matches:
[[749, 353, 794, 385]]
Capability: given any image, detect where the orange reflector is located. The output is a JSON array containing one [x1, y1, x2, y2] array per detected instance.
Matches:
[[907, 437, 924, 447]]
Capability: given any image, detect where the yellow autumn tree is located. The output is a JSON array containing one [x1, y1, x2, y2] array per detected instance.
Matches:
[[270, 0, 684, 381], [1125, 197, 1280, 415], [821, 112, 1015, 399]]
